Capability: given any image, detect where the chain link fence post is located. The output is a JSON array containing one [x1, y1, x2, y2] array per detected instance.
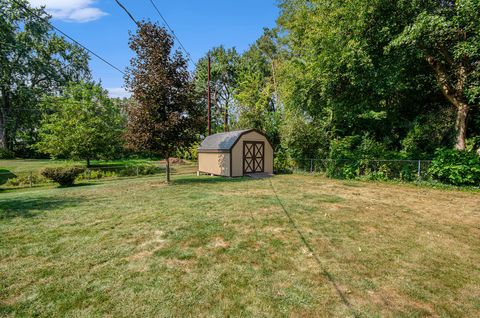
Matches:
[[310, 159, 313, 174], [29, 172, 33, 188], [417, 160, 421, 179]]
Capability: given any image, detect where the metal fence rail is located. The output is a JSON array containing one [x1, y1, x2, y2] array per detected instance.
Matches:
[[292, 159, 432, 181], [1, 158, 434, 189]]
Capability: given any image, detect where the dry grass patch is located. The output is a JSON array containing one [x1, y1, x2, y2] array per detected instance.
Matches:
[[0, 174, 479, 317]]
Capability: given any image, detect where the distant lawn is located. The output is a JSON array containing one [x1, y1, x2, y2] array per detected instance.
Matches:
[[0, 159, 197, 188], [1, 175, 479, 317], [0, 158, 160, 174]]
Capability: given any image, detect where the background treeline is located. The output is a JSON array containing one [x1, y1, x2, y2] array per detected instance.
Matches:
[[195, 0, 479, 162], [1, 0, 479, 185]]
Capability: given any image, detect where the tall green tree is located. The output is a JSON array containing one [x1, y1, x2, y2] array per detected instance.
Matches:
[[35, 82, 124, 166], [389, 0, 480, 150], [276, 0, 478, 159], [0, 0, 90, 153], [235, 28, 282, 147], [125, 21, 204, 182], [194, 46, 239, 132]]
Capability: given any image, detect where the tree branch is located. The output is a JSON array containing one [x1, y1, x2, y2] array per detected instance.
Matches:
[[425, 55, 461, 109]]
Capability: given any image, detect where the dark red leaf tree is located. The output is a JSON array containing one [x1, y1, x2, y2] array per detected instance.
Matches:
[[125, 21, 204, 182]]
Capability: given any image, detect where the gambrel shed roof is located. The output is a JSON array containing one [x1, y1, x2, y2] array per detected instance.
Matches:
[[198, 129, 253, 152]]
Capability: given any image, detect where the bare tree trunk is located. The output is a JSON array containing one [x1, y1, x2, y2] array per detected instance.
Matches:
[[271, 60, 279, 111], [0, 87, 9, 150], [166, 156, 170, 183], [0, 110, 6, 150], [87, 158, 91, 167], [224, 102, 229, 132], [426, 56, 471, 151], [455, 103, 469, 150]]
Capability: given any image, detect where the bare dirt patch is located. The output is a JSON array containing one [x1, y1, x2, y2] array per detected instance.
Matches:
[[210, 237, 230, 249]]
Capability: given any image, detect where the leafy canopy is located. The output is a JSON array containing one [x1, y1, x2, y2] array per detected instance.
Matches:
[[125, 21, 204, 182], [35, 82, 124, 165], [194, 46, 240, 132], [0, 0, 90, 152]]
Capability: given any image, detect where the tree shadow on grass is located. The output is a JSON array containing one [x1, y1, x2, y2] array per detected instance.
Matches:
[[59, 182, 99, 188], [0, 169, 16, 186], [0, 196, 82, 220], [268, 179, 361, 317], [172, 176, 254, 186]]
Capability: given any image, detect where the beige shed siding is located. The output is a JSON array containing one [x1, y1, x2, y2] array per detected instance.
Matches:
[[231, 131, 274, 177], [198, 152, 230, 176]]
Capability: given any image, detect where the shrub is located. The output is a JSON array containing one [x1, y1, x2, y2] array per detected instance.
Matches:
[[174, 142, 199, 160], [0, 148, 15, 159], [326, 160, 358, 179], [5, 174, 48, 187], [399, 165, 416, 182], [429, 149, 480, 186], [359, 162, 390, 181], [141, 165, 163, 175], [117, 165, 163, 177], [274, 148, 294, 173], [326, 135, 402, 179], [326, 136, 362, 179], [77, 169, 117, 180], [41, 167, 84, 186]]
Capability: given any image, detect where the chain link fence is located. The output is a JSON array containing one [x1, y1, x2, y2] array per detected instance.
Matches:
[[1, 158, 435, 189], [292, 159, 432, 181]]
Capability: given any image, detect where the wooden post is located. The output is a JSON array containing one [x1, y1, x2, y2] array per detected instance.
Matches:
[[166, 157, 171, 183], [417, 160, 421, 179], [207, 54, 212, 136]]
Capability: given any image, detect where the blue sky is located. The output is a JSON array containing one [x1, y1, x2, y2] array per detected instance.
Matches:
[[28, 1, 280, 98]]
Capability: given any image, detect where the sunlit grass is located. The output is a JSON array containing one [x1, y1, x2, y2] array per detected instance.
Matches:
[[1, 174, 479, 317], [0, 159, 197, 190]]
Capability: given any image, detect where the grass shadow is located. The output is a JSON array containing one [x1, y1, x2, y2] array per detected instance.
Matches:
[[0, 169, 16, 185], [268, 179, 361, 318], [172, 175, 253, 186], [0, 195, 82, 219], [60, 182, 99, 188]]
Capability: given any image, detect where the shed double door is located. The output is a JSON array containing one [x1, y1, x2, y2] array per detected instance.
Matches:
[[243, 141, 264, 174]]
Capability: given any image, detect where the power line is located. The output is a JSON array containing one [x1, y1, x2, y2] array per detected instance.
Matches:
[[11, 0, 126, 76], [114, 0, 139, 26], [148, 0, 194, 65]]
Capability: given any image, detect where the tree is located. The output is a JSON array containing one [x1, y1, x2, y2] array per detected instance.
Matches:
[[35, 82, 124, 166], [235, 28, 282, 148], [275, 0, 480, 160], [0, 0, 90, 153], [389, 0, 480, 150], [194, 46, 239, 132], [125, 21, 204, 183]]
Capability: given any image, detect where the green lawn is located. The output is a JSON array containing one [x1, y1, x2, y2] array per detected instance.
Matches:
[[1, 174, 479, 317], [0, 159, 197, 189], [0, 158, 160, 176]]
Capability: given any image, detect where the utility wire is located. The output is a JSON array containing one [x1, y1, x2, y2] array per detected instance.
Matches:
[[11, 0, 126, 76], [114, 0, 139, 26], [148, 0, 194, 65]]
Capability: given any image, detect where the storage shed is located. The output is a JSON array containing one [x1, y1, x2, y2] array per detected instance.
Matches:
[[198, 129, 274, 177]]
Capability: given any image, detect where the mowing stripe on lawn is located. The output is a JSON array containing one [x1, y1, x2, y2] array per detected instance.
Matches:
[[268, 178, 360, 317]]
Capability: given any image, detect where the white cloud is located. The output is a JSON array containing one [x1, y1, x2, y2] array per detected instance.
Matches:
[[29, 0, 108, 23], [107, 87, 131, 99]]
